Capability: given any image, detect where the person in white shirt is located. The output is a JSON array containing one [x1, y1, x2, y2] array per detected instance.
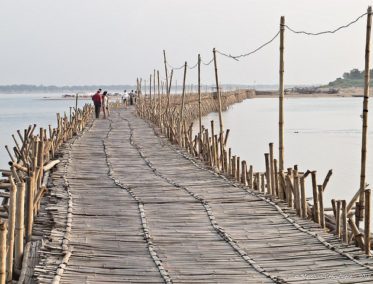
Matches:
[[102, 91, 109, 118], [122, 90, 129, 108]]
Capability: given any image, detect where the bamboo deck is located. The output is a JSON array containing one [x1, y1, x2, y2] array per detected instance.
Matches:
[[31, 108, 373, 283]]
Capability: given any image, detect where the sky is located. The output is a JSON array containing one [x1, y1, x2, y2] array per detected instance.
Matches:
[[0, 0, 373, 86]]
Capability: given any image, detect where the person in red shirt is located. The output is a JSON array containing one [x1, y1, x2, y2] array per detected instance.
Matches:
[[92, 88, 102, 118]]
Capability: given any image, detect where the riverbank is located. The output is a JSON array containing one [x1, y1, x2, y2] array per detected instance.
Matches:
[[254, 87, 365, 98]]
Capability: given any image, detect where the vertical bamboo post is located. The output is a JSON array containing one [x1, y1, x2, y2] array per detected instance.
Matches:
[[0, 221, 7, 284], [294, 170, 300, 216], [341, 200, 348, 243], [211, 121, 216, 167], [228, 148, 232, 175], [157, 70, 162, 126], [261, 173, 265, 193], [336, 200, 341, 238], [279, 16, 285, 172], [269, 143, 275, 196], [241, 160, 247, 185], [236, 157, 240, 182], [286, 169, 293, 208], [248, 165, 253, 188], [318, 185, 325, 229], [153, 69, 156, 112], [6, 178, 17, 282], [149, 74, 152, 111], [213, 48, 224, 169], [358, 6, 372, 229], [274, 159, 279, 196], [255, 172, 260, 191], [163, 50, 169, 99], [300, 176, 307, 218], [198, 54, 202, 153], [311, 171, 320, 224], [26, 174, 35, 242], [178, 62, 187, 145], [364, 189, 371, 255], [232, 156, 236, 179], [264, 153, 271, 195], [15, 181, 25, 271], [75, 93, 78, 112]]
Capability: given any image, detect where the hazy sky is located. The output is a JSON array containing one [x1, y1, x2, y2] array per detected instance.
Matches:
[[0, 0, 372, 86]]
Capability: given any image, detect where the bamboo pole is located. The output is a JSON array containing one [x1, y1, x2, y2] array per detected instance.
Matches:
[[236, 157, 240, 182], [279, 16, 285, 171], [348, 218, 364, 249], [157, 70, 161, 125], [153, 69, 156, 112], [300, 176, 307, 218], [269, 143, 275, 196], [26, 174, 35, 242], [318, 185, 325, 229], [248, 165, 253, 188], [15, 181, 25, 271], [212, 48, 224, 170], [198, 54, 202, 153], [163, 50, 169, 98], [149, 74, 152, 110], [357, 6, 372, 229], [311, 171, 320, 224], [6, 178, 17, 282], [241, 161, 247, 186], [264, 153, 271, 195], [274, 159, 279, 196], [294, 171, 300, 216], [341, 200, 348, 243], [0, 221, 7, 284], [178, 62, 187, 145], [336, 200, 341, 238], [364, 189, 371, 255], [261, 173, 265, 193], [322, 169, 333, 191]]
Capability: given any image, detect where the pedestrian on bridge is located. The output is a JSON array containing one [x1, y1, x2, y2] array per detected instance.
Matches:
[[102, 91, 109, 118], [92, 88, 102, 118]]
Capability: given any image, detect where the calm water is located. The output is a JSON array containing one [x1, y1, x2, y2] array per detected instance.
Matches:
[[0, 93, 90, 170], [1, 94, 372, 208], [195, 97, 373, 206]]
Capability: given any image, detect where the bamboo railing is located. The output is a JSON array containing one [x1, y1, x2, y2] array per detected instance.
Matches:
[[0, 104, 93, 283], [136, 88, 372, 256]]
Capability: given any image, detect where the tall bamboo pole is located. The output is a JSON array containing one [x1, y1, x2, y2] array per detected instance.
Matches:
[[213, 48, 225, 170], [163, 50, 169, 97], [213, 48, 224, 136], [153, 69, 156, 106], [357, 6, 372, 229], [168, 69, 174, 95], [279, 16, 285, 171], [157, 70, 161, 123], [149, 74, 152, 110], [178, 62, 187, 145], [198, 54, 202, 149]]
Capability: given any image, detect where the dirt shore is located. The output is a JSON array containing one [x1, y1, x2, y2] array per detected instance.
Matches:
[[254, 87, 365, 98]]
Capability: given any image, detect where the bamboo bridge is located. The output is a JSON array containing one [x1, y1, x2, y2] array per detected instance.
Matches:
[[0, 90, 373, 284]]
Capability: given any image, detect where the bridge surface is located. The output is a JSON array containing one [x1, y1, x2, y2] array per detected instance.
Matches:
[[32, 108, 373, 283]]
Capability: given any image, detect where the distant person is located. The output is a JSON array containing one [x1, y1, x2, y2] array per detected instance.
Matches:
[[122, 90, 129, 108], [102, 91, 109, 118], [92, 88, 102, 118], [129, 90, 135, 105]]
